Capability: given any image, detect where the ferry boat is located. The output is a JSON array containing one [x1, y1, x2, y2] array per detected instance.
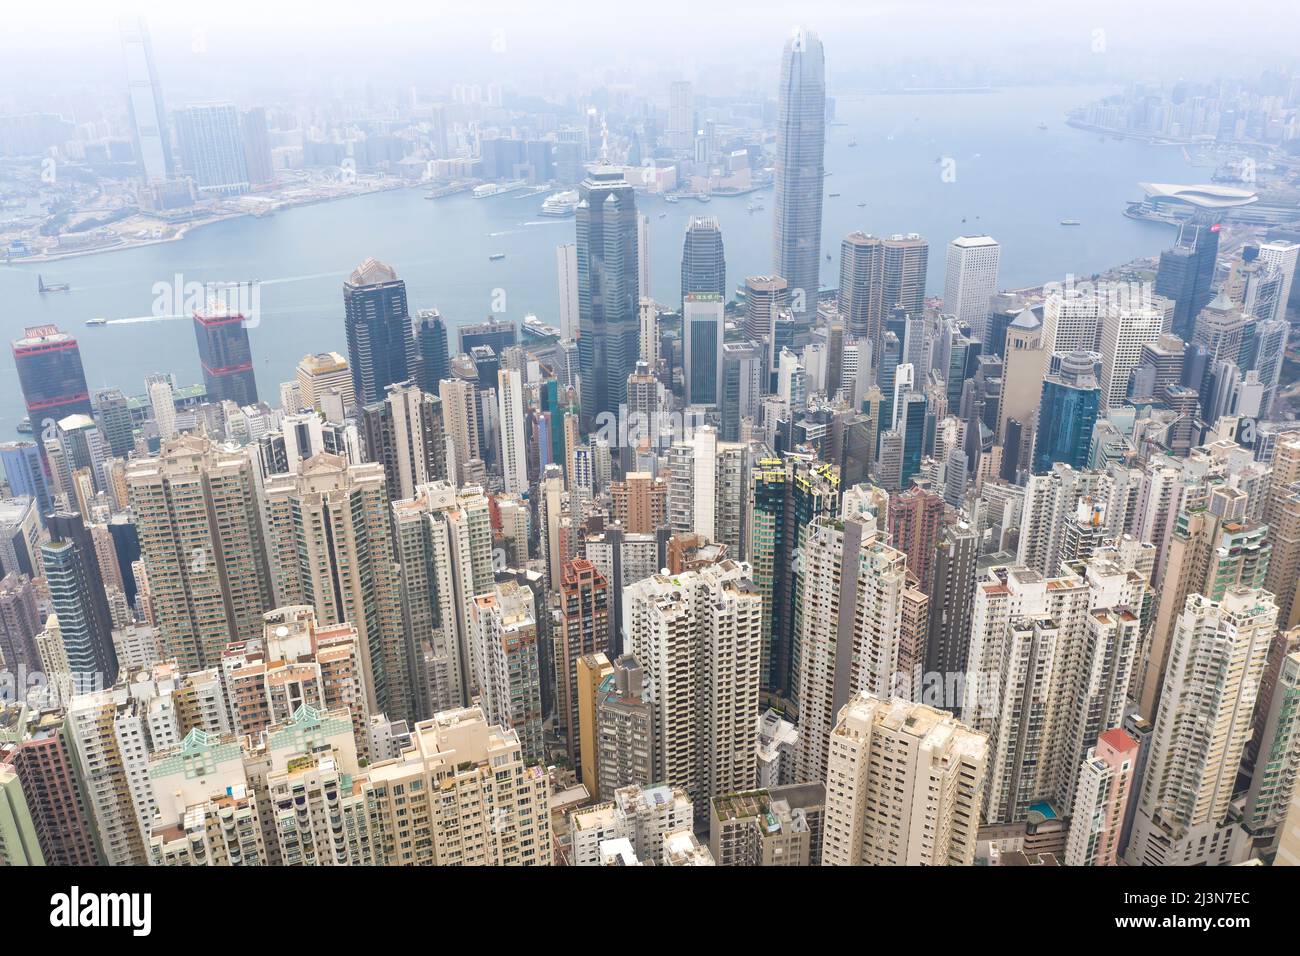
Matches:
[[857, 201, 867, 207], [1060, 219, 1081, 226], [828, 192, 841, 198], [664, 194, 679, 204], [473, 179, 529, 199], [489, 253, 506, 261], [16, 418, 32, 435], [85, 317, 107, 326], [522, 315, 561, 340], [539, 190, 579, 217]]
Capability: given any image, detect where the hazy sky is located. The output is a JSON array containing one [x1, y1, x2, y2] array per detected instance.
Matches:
[[2, 0, 1298, 107]]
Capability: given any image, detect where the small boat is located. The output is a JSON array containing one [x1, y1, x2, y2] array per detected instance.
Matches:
[[489, 253, 506, 261], [664, 195, 679, 204], [828, 192, 841, 198], [1037, 122, 1048, 130], [85, 317, 107, 326], [1060, 219, 1081, 226], [16, 418, 32, 434], [826, 253, 833, 261], [658, 213, 667, 218], [857, 201, 867, 207], [747, 201, 764, 213]]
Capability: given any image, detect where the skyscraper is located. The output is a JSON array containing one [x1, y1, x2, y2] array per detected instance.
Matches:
[[1098, 303, 1164, 410], [192, 302, 258, 407], [11, 326, 93, 438], [1032, 351, 1101, 473], [556, 242, 580, 340], [344, 258, 415, 408], [414, 309, 450, 394], [557, 559, 611, 774], [838, 232, 883, 341], [174, 103, 249, 196], [820, 694, 988, 866], [772, 28, 825, 324], [576, 168, 640, 431], [1064, 728, 1138, 867], [498, 368, 529, 494], [943, 235, 1001, 339], [119, 17, 173, 182], [41, 513, 117, 693], [359, 381, 447, 502], [683, 293, 724, 408], [1155, 218, 1220, 342], [680, 217, 726, 310]]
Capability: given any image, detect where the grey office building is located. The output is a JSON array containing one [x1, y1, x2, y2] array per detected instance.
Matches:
[[681, 217, 726, 309]]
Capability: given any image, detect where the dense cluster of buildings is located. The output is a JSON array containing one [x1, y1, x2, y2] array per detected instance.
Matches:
[[4, 27, 1300, 871]]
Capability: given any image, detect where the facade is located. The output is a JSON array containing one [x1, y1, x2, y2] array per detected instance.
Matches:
[[343, 258, 415, 408], [680, 216, 726, 309]]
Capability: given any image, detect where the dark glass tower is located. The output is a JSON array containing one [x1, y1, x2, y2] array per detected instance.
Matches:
[[92, 389, 136, 459], [11, 326, 93, 433], [415, 309, 451, 393], [576, 168, 640, 432], [41, 513, 116, 692], [1155, 218, 1220, 342], [193, 304, 258, 407], [1032, 351, 1101, 474], [680, 216, 726, 310], [344, 258, 415, 407], [772, 28, 826, 326]]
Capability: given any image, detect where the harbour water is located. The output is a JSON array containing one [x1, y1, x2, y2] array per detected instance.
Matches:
[[0, 85, 1207, 437]]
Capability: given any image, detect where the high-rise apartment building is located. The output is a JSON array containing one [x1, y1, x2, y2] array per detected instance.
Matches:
[[1064, 728, 1138, 866], [359, 380, 447, 503], [175, 103, 249, 196]]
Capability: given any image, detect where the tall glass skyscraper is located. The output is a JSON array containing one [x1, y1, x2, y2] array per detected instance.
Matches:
[[193, 304, 258, 407], [577, 168, 639, 432], [11, 326, 93, 435], [680, 216, 726, 310], [120, 17, 173, 182], [1156, 217, 1220, 342], [344, 258, 415, 408], [772, 28, 825, 326], [415, 309, 451, 393], [1032, 351, 1101, 474]]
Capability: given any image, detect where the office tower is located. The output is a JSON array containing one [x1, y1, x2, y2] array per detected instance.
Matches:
[[924, 520, 979, 681], [0, 705, 100, 864], [683, 293, 724, 408], [366, 706, 552, 866], [295, 351, 355, 414], [1041, 288, 1101, 354], [577, 168, 640, 431], [1192, 287, 1246, 365], [772, 28, 825, 323], [414, 309, 450, 393], [91, 388, 135, 460], [126, 436, 271, 671], [42, 514, 117, 693], [1032, 351, 1101, 473], [1098, 303, 1164, 410], [359, 380, 446, 502], [556, 242, 580, 340], [896, 391, 927, 489], [1258, 239, 1299, 316], [721, 342, 763, 442], [470, 583, 543, 763], [743, 273, 788, 345], [437, 378, 481, 485], [637, 212, 652, 298], [625, 561, 763, 818], [1127, 589, 1275, 866], [42, 414, 108, 515], [1245, 650, 1300, 848], [821, 694, 988, 866], [0, 442, 51, 518], [748, 457, 839, 695], [557, 558, 611, 773], [193, 302, 257, 407], [1139, 494, 1269, 720], [985, 293, 1024, 359], [681, 217, 726, 311], [11, 326, 93, 436], [497, 368, 529, 493], [0, 501, 38, 582], [262, 455, 409, 721], [889, 483, 944, 594], [838, 232, 884, 341], [1245, 317, 1287, 416], [119, 18, 172, 182], [791, 514, 907, 785], [881, 233, 929, 320], [1064, 728, 1139, 866], [239, 106, 274, 186], [964, 560, 1147, 824], [710, 783, 826, 866], [174, 103, 249, 196], [943, 236, 1001, 339], [668, 80, 695, 151], [1155, 218, 1220, 341], [344, 258, 415, 408], [459, 319, 517, 357]]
